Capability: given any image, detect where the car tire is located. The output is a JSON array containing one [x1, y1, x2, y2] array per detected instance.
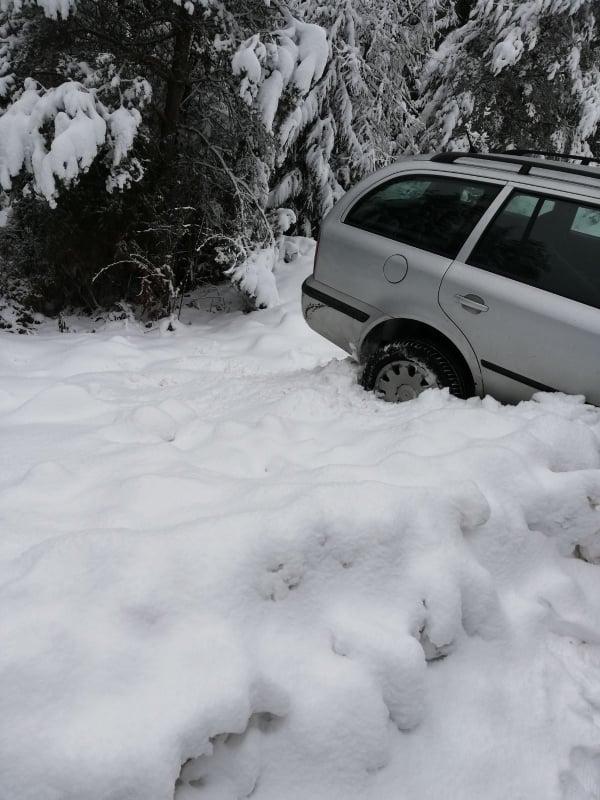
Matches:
[[361, 338, 472, 402]]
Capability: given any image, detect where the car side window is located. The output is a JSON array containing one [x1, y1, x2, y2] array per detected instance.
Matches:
[[345, 175, 502, 259], [468, 191, 600, 309]]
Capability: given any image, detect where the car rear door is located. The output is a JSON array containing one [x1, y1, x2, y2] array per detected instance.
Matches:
[[438, 187, 600, 403], [318, 172, 504, 323]]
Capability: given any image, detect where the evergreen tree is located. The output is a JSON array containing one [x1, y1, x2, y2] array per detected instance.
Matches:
[[420, 0, 600, 155], [0, 0, 277, 314], [234, 0, 453, 234]]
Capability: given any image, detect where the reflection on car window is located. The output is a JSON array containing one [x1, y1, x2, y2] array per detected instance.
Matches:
[[572, 207, 600, 238], [377, 180, 429, 201], [345, 175, 502, 259], [468, 191, 600, 308], [539, 199, 555, 216], [504, 194, 538, 217]]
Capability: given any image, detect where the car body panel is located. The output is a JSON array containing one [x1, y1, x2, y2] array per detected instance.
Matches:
[[302, 276, 378, 355]]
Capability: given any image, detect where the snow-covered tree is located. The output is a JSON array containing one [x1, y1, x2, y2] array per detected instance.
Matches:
[[420, 0, 600, 155], [234, 0, 453, 233], [0, 2, 149, 205], [0, 0, 279, 314], [350, 0, 455, 156]]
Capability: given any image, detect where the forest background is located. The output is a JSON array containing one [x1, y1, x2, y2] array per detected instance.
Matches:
[[0, 0, 598, 319]]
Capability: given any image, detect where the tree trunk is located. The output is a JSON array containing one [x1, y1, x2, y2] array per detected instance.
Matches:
[[161, 7, 194, 161]]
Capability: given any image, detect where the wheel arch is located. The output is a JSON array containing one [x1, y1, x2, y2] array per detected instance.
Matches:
[[359, 317, 480, 396]]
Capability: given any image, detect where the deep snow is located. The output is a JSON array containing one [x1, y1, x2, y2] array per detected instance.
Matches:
[[0, 239, 599, 800]]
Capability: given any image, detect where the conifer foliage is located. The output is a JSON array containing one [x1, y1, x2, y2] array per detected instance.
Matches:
[[234, 0, 454, 233], [0, 0, 277, 315], [421, 0, 600, 154]]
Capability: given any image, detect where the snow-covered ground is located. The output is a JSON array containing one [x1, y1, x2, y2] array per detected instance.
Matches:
[[1, 239, 600, 800]]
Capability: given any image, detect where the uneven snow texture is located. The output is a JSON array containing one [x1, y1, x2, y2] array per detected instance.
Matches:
[[1, 240, 600, 800]]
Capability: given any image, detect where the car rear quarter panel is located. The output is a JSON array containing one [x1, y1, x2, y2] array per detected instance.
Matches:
[[314, 162, 491, 393]]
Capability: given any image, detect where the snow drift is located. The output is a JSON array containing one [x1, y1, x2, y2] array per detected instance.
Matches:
[[0, 240, 599, 800]]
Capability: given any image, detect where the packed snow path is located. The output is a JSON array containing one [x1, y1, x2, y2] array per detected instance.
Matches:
[[1, 241, 600, 800]]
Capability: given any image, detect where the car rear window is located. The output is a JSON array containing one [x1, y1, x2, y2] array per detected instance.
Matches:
[[345, 175, 502, 259]]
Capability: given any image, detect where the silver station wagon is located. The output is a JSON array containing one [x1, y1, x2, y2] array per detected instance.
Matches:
[[302, 150, 600, 404]]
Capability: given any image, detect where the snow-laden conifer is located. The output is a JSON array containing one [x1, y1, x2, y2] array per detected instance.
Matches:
[[234, 0, 453, 232], [421, 0, 600, 154]]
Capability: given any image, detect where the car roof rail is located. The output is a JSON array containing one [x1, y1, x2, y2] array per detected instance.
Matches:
[[493, 148, 600, 167], [430, 151, 600, 182]]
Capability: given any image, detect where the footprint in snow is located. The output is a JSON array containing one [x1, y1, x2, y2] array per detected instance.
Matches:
[[259, 560, 304, 601], [101, 404, 177, 444]]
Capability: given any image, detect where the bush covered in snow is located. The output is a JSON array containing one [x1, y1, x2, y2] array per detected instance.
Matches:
[[0, 0, 275, 317]]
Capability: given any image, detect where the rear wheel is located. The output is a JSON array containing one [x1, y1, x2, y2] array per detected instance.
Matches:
[[361, 338, 472, 402]]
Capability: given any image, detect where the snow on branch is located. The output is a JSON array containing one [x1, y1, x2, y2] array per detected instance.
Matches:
[[226, 245, 280, 310], [0, 0, 211, 17], [231, 16, 345, 225], [0, 0, 75, 19], [233, 18, 329, 133], [0, 80, 142, 206], [421, 0, 600, 152]]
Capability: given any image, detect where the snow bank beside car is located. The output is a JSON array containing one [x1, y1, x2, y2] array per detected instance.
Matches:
[[0, 240, 599, 800]]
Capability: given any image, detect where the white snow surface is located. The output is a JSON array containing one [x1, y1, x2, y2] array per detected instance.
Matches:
[[1, 239, 600, 800]]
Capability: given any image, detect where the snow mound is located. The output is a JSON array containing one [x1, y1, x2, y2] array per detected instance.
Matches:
[[0, 240, 599, 800]]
